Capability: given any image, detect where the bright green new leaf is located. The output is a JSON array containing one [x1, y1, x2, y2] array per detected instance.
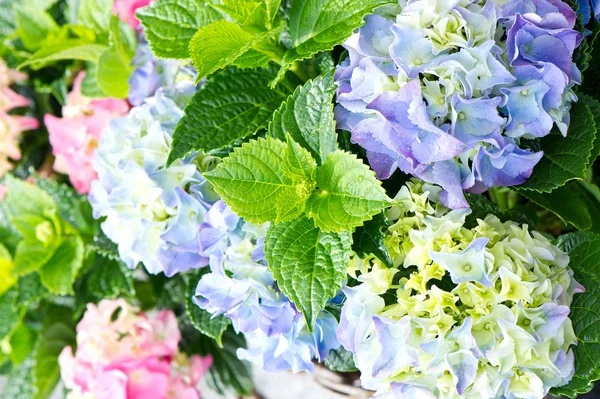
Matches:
[[306, 151, 391, 232], [39, 235, 85, 295], [216, 0, 281, 31], [519, 101, 596, 192], [272, 0, 392, 84], [13, 239, 59, 276], [269, 71, 337, 164], [0, 244, 17, 296], [97, 16, 136, 98], [137, 0, 222, 59], [551, 232, 600, 398], [265, 217, 352, 328], [9, 323, 36, 365], [282, 134, 317, 182], [13, 4, 58, 51], [189, 19, 281, 81], [204, 137, 295, 223], [168, 67, 294, 162]]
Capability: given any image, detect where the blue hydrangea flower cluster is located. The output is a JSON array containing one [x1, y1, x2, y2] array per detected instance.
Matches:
[[338, 181, 583, 398], [335, 0, 582, 209], [194, 201, 341, 373], [89, 80, 218, 276]]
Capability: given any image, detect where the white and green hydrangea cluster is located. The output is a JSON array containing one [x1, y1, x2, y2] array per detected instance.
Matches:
[[338, 181, 584, 399]]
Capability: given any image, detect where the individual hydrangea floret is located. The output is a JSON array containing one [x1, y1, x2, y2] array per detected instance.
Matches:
[[59, 299, 212, 399], [338, 180, 583, 398], [89, 80, 215, 276], [194, 201, 341, 373], [335, 0, 582, 208]]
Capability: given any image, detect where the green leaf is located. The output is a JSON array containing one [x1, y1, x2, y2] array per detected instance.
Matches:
[[137, 0, 222, 59], [77, 0, 113, 33], [189, 19, 281, 81], [282, 134, 317, 182], [306, 151, 390, 233], [518, 100, 596, 192], [352, 212, 393, 267], [16, 274, 49, 308], [80, 63, 106, 98], [9, 323, 36, 365], [33, 308, 76, 399], [265, 217, 352, 328], [168, 66, 294, 163], [324, 347, 357, 372], [233, 48, 272, 68], [0, 288, 24, 341], [269, 71, 337, 164], [186, 270, 230, 346], [0, 0, 16, 37], [520, 183, 591, 231], [0, 202, 21, 254], [86, 255, 134, 299], [96, 16, 136, 98], [216, 0, 281, 31], [13, 239, 59, 277], [204, 137, 295, 223], [35, 178, 98, 236], [19, 41, 107, 71], [273, 0, 392, 84], [39, 235, 84, 295], [551, 232, 600, 397], [4, 176, 56, 220], [579, 94, 600, 163], [0, 244, 17, 296], [13, 4, 58, 51], [87, 230, 120, 260]]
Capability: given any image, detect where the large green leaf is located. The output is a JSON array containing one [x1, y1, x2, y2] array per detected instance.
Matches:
[[137, 0, 222, 59], [306, 151, 390, 232], [4, 176, 56, 221], [39, 235, 85, 295], [189, 19, 281, 81], [168, 67, 294, 163], [86, 255, 134, 299], [273, 0, 392, 84], [13, 4, 58, 51], [216, 0, 277, 31], [204, 137, 296, 223], [551, 232, 600, 397], [518, 100, 596, 192], [265, 217, 352, 328], [269, 71, 337, 164]]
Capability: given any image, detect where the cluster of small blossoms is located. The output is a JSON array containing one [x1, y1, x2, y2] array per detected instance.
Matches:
[[59, 299, 212, 399], [45, 73, 130, 193], [338, 180, 583, 398], [0, 59, 38, 177], [194, 202, 341, 373], [89, 80, 216, 276], [335, 0, 582, 208]]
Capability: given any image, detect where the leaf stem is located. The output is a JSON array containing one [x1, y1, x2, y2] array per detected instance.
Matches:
[[289, 61, 310, 82]]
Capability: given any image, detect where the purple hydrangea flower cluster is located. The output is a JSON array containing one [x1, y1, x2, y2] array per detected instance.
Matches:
[[335, 0, 582, 208], [194, 201, 341, 373]]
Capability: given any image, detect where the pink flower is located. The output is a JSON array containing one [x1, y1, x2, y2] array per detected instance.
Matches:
[[44, 73, 129, 194], [60, 299, 211, 399], [113, 0, 153, 29]]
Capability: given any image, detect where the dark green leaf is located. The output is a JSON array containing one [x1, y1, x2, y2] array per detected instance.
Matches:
[[324, 347, 357, 372], [86, 255, 134, 299], [169, 67, 294, 163], [352, 212, 393, 267], [465, 194, 538, 229]]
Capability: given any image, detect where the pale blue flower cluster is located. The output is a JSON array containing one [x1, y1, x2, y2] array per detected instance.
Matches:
[[338, 181, 583, 398], [89, 81, 216, 276], [194, 201, 341, 373], [335, 0, 582, 208]]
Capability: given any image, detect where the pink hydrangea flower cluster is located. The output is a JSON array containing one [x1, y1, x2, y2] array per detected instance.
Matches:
[[44, 73, 129, 194], [0, 59, 38, 176], [59, 299, 212, 399]]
